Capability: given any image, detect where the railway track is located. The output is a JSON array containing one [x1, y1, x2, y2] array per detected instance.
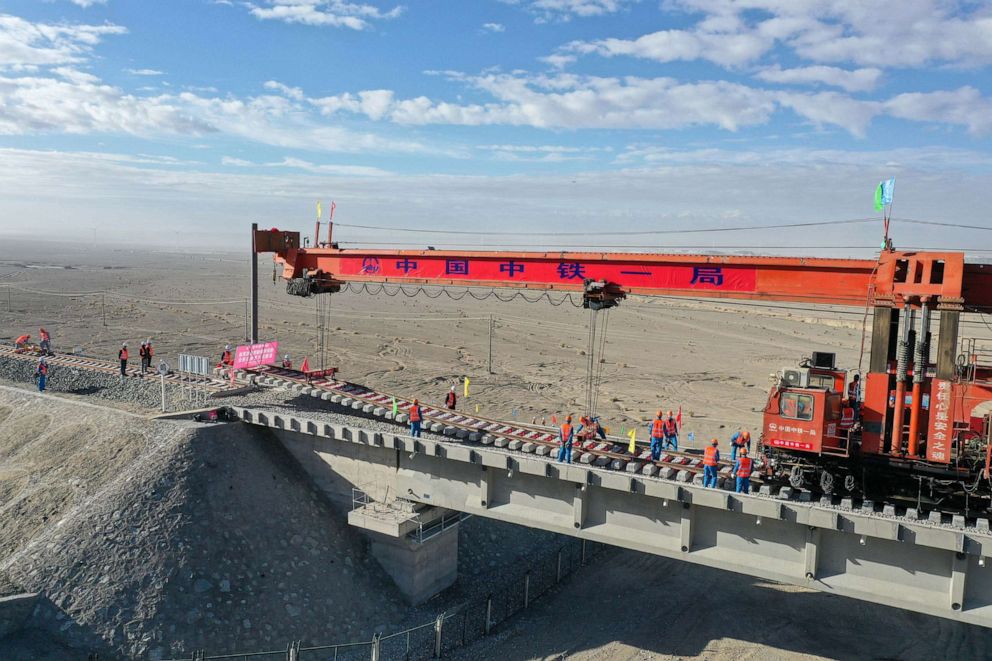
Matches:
[[229, 366, 992, 529], [231, 364, 756, 486], [0, 345, 235, 393]]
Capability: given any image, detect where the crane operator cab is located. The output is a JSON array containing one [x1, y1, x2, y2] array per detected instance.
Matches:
[[762, 352, 854, 458]]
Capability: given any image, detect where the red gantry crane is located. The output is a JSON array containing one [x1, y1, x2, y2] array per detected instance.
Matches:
[[251, 223, 992, 509]]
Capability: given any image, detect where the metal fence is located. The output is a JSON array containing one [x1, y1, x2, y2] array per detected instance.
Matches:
[[165, 538, 603, 661]]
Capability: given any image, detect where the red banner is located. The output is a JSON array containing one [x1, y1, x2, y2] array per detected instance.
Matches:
[[337, 255, 757, 292]]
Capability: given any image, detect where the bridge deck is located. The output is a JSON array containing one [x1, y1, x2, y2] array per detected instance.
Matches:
[[230, 405, 992, 629]]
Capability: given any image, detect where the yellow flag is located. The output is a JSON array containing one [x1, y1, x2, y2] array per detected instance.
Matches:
[[627, 429, 637, 454], [475, 404, 479, 413], [316, 200, 322, 219], [463, 376, 470, 398]]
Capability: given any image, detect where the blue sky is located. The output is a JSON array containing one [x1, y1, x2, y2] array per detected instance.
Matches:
[[0, 0, 990, 251]]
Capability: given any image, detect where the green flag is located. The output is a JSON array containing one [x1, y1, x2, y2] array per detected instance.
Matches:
[[873, 183, 883, 212], [391, 397, 397, 416]]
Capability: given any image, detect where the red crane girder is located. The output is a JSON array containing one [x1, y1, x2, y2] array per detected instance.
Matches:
[[256, 226, 991, 309]]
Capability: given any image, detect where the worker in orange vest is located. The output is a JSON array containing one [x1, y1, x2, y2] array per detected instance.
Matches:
[[39, 327, 51, 354], [34, 357, 49, 392], [219, 345, 234, 368], [14, 334, 30, 350], [118, 342, 129, 382], [558, 415, 574, 464], [649, 410, 665, 461], [409, 399, 423, 438], [730, 429, 750, 462], [703, 438, 720, 488], [662, 410, 679, 450], [445, 386, 457, 410], [733, 447, 753, 494]]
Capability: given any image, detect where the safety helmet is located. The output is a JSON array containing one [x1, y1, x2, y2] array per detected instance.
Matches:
[[284, 354, 290, 360], [225, 344, 232, 350], [450, 386, 455, 391], [742, 430, 750, 439], [566, 415, 573, 423], [122, 342, 127, 347], [741, 447, 749, 455], [668, 410, 673, 417], [413, 398, 419, 405], [710, 438, 719, 446], [656, 409, 663, 417]]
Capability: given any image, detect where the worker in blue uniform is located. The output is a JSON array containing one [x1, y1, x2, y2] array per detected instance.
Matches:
[[558, 415, 575, 464], [733, 447, 753, 494], [703, 439, 720, 488], [649, 411, 665, 461], [730, 429, 750, 462]]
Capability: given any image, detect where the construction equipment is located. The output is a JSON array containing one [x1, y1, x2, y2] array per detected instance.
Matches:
[[253, 224, 992, 510]]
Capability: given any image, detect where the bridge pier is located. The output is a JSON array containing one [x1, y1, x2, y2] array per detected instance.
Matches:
[[368, 526, 459, 605]]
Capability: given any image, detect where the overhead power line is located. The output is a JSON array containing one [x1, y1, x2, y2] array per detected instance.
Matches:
[[333, 217, 879, 236]]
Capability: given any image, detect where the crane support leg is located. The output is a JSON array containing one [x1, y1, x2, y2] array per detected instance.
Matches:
[[936, 310, 961, 381]]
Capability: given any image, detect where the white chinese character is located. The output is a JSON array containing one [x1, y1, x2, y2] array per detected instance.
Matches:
[[936, 412, 948, 422], [933, 432, 946, 441], [934, 422, 947, 431]]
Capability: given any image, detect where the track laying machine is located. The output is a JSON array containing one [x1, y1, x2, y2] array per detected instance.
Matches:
[[252, 223, 992, 510]]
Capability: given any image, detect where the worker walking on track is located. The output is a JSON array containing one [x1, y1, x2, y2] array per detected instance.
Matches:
[[118, 342, 129, 382], [445, 386, 457, 410], [733, 447, 753, 494], [649, 411, 666, 461], [34, 357, 48, 392], [703, 438, 720, 488], [730, 429, 750, 462], [662, 410, 679, 451], [558, 415, 575, 464], [39, 327, 51, 354], [409, 399, 423, 438]]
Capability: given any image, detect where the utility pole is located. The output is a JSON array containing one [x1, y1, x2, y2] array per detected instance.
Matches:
[[102, 293, 106, 327], [488, 314, 494, 374], [244, 298, 249, 342], [250, 222, 259, 344]]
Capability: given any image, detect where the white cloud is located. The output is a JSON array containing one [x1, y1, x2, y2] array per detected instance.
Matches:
[[223, 154, 392, 176], [885, 87, 992, 135], [246, 1, 404, 30], [125, 68, 164, 76], [561, 1, 992, 70], [481, 22, 506, 33], [68, 0, 108, 7], [755, 65, 881, 92], [0, 13, 126, 70], [264, 79, 305, 100], [502, 0, 636, 22]]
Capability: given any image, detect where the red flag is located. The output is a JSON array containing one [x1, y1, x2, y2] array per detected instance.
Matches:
[[551, 415, 558, 425], [300, 356, 310, 373], [676, 405, 682, 430], [329, 201, 336, 220]]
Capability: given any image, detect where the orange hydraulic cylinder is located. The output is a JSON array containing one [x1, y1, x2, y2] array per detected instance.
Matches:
[[906, 381, 922, 457], [891, 380, 907, 454]]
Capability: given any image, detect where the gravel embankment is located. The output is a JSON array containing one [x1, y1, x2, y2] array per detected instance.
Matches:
[[0, 373, 572, 659]]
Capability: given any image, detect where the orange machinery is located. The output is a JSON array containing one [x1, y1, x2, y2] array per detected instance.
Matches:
[[252, 224, 992, 500]]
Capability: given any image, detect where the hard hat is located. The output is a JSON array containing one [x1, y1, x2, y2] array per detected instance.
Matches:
[[657, 409, 663, 417], [742, 430, 750, 439], [225, 344, 232, 350], [741, 447, 749, 455], [413, 398, 419, 404], [450, 386, 455, 391], [284, 354, 290, 359], [122, 341, 127, 347], [710, 438, 719, 446], [566, 415, 572, 423], [668, 410, 673, 417]]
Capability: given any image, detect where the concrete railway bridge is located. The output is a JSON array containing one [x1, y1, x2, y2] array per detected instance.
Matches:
[[226, 406, 992, 629]]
